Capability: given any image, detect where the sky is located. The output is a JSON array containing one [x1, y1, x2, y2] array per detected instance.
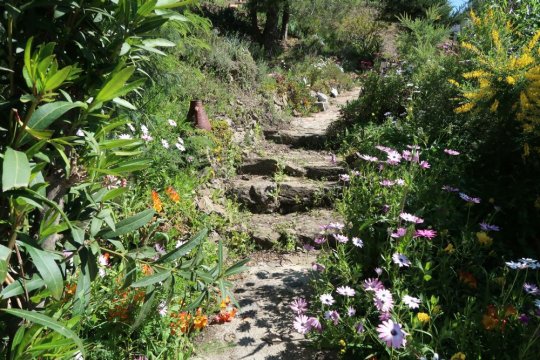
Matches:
[[449, 0, 469, 9]]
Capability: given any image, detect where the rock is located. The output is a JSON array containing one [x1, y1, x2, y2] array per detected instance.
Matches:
[[196, 195, 227, 216], [316, 92, 328, 102], [330, 88, 339, 98], [315, 101, 328, 112], [238, 158, 279, 176], [309, 90, 317, 98], [292, 109, 301, 117]]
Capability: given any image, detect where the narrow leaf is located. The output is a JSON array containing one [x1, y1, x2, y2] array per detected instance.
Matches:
[[156, 228, 207, 264], [24, 244, 64, 300], [130, 270, 171, 288], [2, 308, 85, 356], [100, 209, 155, 239], [2, 147, 31, 191]]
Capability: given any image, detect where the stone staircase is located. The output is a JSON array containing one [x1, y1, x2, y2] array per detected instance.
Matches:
[[226, 88, 360, 248]]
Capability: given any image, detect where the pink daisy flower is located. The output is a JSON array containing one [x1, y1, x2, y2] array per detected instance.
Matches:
[[377, 320, 408, 349], [414, 229, 437, 239], [399, 212, 424, 224]]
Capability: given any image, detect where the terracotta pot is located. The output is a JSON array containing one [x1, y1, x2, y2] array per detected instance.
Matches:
[[187, 100, 211, 131]]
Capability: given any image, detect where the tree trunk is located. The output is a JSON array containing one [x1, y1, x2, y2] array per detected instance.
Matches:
[[262, 5, 280, 54], [280, 1, 290, 41], [248, 1, 260, 42]]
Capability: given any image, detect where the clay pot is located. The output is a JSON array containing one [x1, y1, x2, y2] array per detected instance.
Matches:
[[187, 100, 211, 131]]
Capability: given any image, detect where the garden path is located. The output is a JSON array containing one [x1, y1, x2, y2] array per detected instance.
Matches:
[[194, 88, 361, 359]]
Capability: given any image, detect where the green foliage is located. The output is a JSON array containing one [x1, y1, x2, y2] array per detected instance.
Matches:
[[0, 0, 247, 357], [380, 0, 452, 20]]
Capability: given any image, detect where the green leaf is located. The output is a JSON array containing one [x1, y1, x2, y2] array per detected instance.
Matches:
[[102, 187, 128, 202], [95, 67, 135, 103], [101, 209, 155, 239], [185, 291, 206, 311], [156, 228, 207, 264], [27, 101, 85, 130], [0, 259, 7, 284], [224, 258, 250, 278], [2, 308, 85, 356], [423, 274, 432, 282], [2, 147, 31, 191], [130, 270, 171, 288], [131, 290, 156, 332], [23, 244, 64, 300], [44, 66, 73, 91], [0, 276, 45, 299], [142, 38, 176, 47], [113, 97, 137, 110], [155, 0, 192, 10]]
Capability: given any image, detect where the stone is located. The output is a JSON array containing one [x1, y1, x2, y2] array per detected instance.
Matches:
[[315, 101, 328, 112], [309, 90, 317, 98], [238, 158, 279, 176], [330, 88, 339, 98], [316, 92, 328, 102]]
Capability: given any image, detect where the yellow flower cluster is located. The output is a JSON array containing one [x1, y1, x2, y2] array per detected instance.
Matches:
[[454, 9, 540, 136]]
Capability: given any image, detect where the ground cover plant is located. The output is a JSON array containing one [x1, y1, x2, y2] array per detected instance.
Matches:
[[292, 1, 540, 358]]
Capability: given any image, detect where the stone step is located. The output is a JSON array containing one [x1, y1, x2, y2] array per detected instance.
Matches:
[[263, 129, 328, 149], [237, 145, 347, 180], [227, 175, 340, 214], [248, 209, 343, 249]]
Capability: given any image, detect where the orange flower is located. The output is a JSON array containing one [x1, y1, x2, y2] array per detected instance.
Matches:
[[165, 186, 180, 203], [141, 264, 154, 275], [170, 312, 192, 335], [482, 305, 499, 330], [220, 296, 231, 309], [65, 283, 77, 297], [459, 271, 478, 289], [133, 289, 146, 303], [215, 308, 237, 323], [151, 190, 163, 212], [193, 308, 208, 330]]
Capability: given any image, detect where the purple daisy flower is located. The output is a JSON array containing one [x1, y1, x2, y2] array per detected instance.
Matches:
[[419, 160, 430, 169], [414, 229, 437, 239], [293, 314, 310, 334], [374, 289, 394, 312], [290, 298, 308, 314], [312, 263, 326, 272], [399, 212, 424, 224], [307, 317, 322, 332], [334, 234, 349, 243], [386, 151, 402, 165], [480, 222, 501, 232], [355, 322, 364, 333], [347, 306, 356, 317], [377, 320, 408, 349], [375, 267, 383, 276], [379, 312, 391, 322], [314, 236, 327, 245], [523, 283, 540, 295], [339, 174, 350, 182], [357, 153, 379, 162], [303, 244, 315, 251], [391, 228, 407, 238], [402, 295, 421, 309], [442, 185, 460, 192], [324, 310, 340, 325], [459, 192, 481, 204], [380, 179, 395, 187], [392, 253, 411, 267], [363, 278, 384, 292], [336, 286, 356, 297], [444, 149, 460, 155]]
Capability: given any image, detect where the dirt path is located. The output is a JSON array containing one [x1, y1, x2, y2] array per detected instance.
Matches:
[[194, 89, 361, 359]]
